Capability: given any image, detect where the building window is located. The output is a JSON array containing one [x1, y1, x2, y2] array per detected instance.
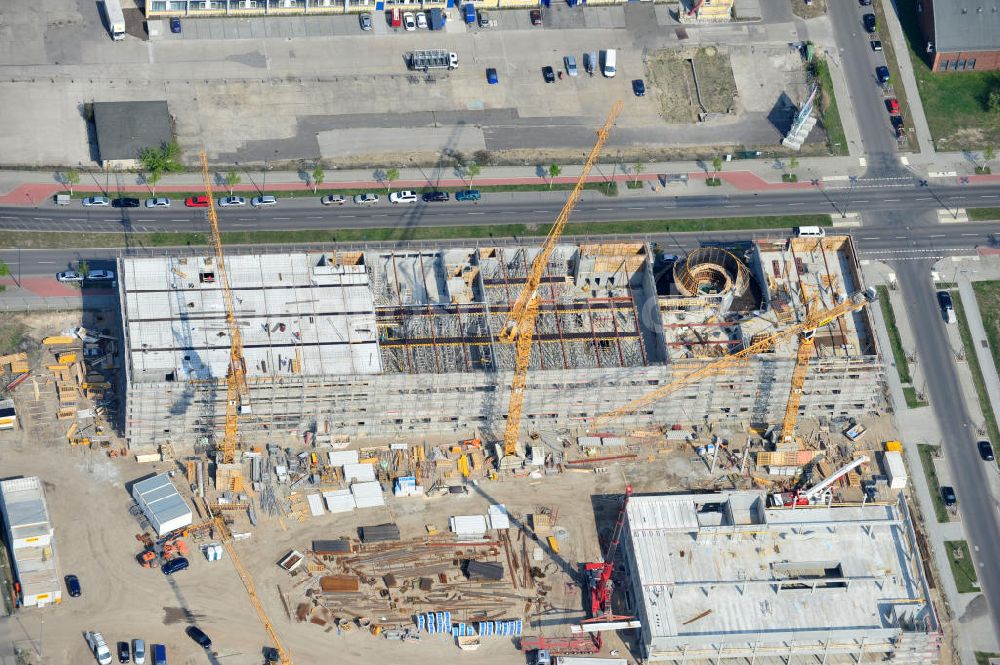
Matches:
[[968, 59, 976, 70], [951, 60, 959, 70], [939, 59, 950, 71], [957, 59, 966, 70]]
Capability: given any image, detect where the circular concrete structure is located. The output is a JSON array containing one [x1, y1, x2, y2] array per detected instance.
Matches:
[[673, 247, 751, 297]]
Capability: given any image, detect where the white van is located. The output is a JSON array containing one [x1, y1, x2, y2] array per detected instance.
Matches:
[[55, 193, 71, 205], [796, 226, 826, 238], [602, 49, 617, 78]]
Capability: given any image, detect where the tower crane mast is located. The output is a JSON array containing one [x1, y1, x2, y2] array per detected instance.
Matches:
[[499, 101, 623, 457]]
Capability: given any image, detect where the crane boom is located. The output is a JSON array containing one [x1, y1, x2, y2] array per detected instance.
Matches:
[[593, 288, 877, 428], [500, 101, 623, 456], [199, 152, 247, 467]]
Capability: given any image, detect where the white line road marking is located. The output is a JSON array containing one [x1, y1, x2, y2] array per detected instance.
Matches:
[[33, 217, 52, 221], [273, 217, 290, 220], [341, 215, 356, 218], [533, 210, 548, 213], [961, 233, 979, 236], [884, 199, 900, 203], [137, 219, 154, 222], [307, 216, 323, 220], [36, 261, 55, 264], [724, 205, 738, 208], [170, 219, 185, 222], [928, 234, 946, 238], [467, 212, 486, 215], [894, 236, 907, 239], [854, 200, 870, 203], [982, 195, 999, 199], [596, 208, 615, 211], [861, 237, 882, 240], [787, 203, 805, 206], [915, 198, 931, 201], [626, 207, 645, 210], [949, 196, 966, 200]]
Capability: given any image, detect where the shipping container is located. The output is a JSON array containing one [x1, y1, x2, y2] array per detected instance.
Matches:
[[884, 451, 908, 489]]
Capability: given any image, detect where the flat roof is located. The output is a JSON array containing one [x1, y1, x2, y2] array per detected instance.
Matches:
[[132, 474, 191, 525], [93, 101, 172, 162], [0, 477, 53, 541], [931, 0, 1000, 52], [626, 491, 929, 645], [120, 253, 382, 382]]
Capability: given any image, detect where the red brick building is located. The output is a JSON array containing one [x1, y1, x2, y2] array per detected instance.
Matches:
[[916, 0, 1000, 71]]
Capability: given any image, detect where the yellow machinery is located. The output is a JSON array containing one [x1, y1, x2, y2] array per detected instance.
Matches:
[[592, 288, 877, 428], [498, 101, 623, 457], [199, 153, 249, 477]]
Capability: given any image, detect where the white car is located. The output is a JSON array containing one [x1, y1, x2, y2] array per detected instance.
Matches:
[[353, 193, 380, 205], [132, 640, 146, 665], [403, 11, 416, 30], [145, 198, 170, 208], [321, 195, 346, 206], [389, 190, 418, 204], [85, 631, 112, 665], [416, 11, 428, 29], [86, 269, 115, 281], [56, 270, 83, 282], [82, 196, 110, 207], [251, 195, 277, 207], [218, 196, 246, 207]]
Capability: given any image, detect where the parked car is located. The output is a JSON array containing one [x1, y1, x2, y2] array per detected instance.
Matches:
[[403, 11, 416, 30], [170, 17, 181, 33], [151, 644, 166, 665], [632, 79, 646, 97], [162, 556, 189, 575], [132, 640, 146, 665], [486, 67, 499, 84], [422, 191, 450, 202], [978, 440, 996, 461], [463, 3, 476, 24], [529, 8, 542, 25], [86, 632, 113, 665], [871, 39, 883, 51], [890, 115, 904, 130], [455, 189, 481, 202], [145, 198, 170, 208], [389, 7, 401, 28], [185, 626, 212, 650], [359, 12, 372, 30], [118, 641, 131, 663], [353, 193, 379, 205], [941, 485, 957, 506], [862, 13, 877, 33], [564, 55, 578, 76], [416, 11, 428, 29], [184, 196, 209, 207], [56, 271, 83, 283], [83, 196, 110, 207], [542, 66, 555, 83], [86, 269, 115, 281], [218, 196, 246, 207], [321, 194, 346, 206], [251, 195, 277, 207], [65, 574, 81, 597], [112, 197, 140, 208], [885, 98, 900, 114], [389, 190, 418, 204], [859, 0, 872, 5], [936, 290, 956, 323], [478, 10, 490, 27], [875, 65, 890, 84]]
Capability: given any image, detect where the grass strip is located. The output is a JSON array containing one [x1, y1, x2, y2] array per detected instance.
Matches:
[[870, 0, 918, 152], [903, 386, 928, 409], [917, 444, 949, 523], [952, 291, 1000, 448], [944, 540, 979, 593], [967, 207, 1000, 222], [0, 215, 832, 249], [876, 286, 913, 384], [975, 653, 1000, 665], [811, 58, 849, 157]]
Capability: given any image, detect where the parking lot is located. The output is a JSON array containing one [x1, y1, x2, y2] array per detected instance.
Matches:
[[0, 0, 823, 167]]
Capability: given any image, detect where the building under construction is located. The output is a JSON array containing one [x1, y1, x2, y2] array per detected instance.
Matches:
[[118, 235, 884, 448], [622, 490, 940, 664]]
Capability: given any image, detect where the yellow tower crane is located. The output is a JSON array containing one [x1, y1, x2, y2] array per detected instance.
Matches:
[[199, 152, 249, 481], [498, 101, 623, 458], [591, 287, 877, 429]]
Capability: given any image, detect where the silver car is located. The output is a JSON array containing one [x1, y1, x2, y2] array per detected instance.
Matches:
[[218, 196, 246, 207], [353, 193, 380, 205], [56, 270, 83, 282], [321, 194, 346, 206], [145, 197, 171, 208], [251, 195, 277, 207], [82, 196, 110, 207]]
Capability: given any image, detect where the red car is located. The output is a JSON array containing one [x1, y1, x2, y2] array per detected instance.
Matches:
[[185, 196, 210, 207], [529, 9, 542, 25], [885, 98, 900, 114]]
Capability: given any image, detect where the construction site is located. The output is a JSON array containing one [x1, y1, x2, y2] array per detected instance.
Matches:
[[0, 111, 942, 665]]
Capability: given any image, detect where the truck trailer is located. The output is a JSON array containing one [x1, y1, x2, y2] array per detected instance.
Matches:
[[103, 0, 126, 40], [407, 50, 459, 71]]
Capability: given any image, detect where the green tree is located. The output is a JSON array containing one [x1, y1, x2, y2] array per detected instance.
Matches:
[[311, 165, 325, 194], [789, 156, 799, 173], [632, 161, 645, 185], [140, 141, 184, 175], [548, 163, 562, 189], [465, 162, 481, 190], [990, 89, 1000, 114], [146, 170, 162, 197], [711, 155, 723, 175], [0, 259, 9, 277], [224, 169, 241, 196], [385, 167, 400, 192], [63, 168, 80, 195], [77, 260, 90, 277], [983, 145, 996, 171]]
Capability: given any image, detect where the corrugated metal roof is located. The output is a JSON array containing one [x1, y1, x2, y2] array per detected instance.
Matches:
[[306, 494, 325, 516], [328, 450, 360, 466], [465, 560, 504, 581], [131, 474, 191, 531], [343, 463, 376, 483], [0, 477, 52, 540], [323, 489, 355, 514], [359, 523, 400, 542], [450, 515, 489, 536], [931, 0, 1000, 52], [351, 481, 385, 508], [312, 539, 352, 555]]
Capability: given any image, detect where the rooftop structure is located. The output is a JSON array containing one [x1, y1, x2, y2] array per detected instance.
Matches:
[[0, 477, 62, 607], [917, 0, 1000, 71], [93, 101, 172, 169], [623, 490, 940, 664], [118, 238, 884, 448], [130, 473, 193, 536]]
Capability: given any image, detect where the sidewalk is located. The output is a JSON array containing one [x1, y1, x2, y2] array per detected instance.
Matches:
[[956, 276, 1000, 433], [879, 0, 935, 154]]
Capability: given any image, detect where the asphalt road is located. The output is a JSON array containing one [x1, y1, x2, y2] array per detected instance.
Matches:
[[895, 259, 1000, 638], [2, 181, 999, 234]]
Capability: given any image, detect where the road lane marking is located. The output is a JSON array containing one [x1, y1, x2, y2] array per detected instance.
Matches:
[[928, 234, 945, 238], [861, 237, 881, 240], [467, 212, 486, 215], [307, 216, 323, 219], [854, 200, 870, 203], [533, 210, 548, 213], [982, 195, 999, 199], [915, 198, 931, 201], [274, 217, 290, 220], [884, 199, 900, 202], [626, 207, 645, 210], [787, 203, 805, 206], [961, 233, 979, 236], [596, 208, 615, 211]]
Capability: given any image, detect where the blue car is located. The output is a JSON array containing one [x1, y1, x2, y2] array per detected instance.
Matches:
[[455, 189, 481, 202], [170, 17, 182, 33], [632, 79, 646, 97], [875, 66, 890, 84], [486, 68, 499, 85], [463, 3, 476, 23]]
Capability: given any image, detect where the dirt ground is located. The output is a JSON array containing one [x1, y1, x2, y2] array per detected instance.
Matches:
[[790, 0, 827, 20], [646, 47, 739, 124]]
